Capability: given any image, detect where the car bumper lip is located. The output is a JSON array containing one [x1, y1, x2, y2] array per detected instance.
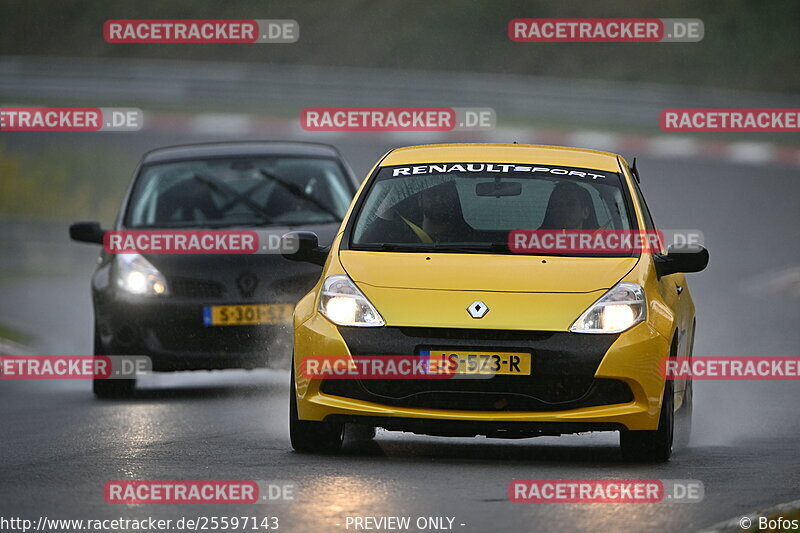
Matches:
[[326, 414, 628, 438], [301, 390, 654, 433], [308, 391, 644, 422]]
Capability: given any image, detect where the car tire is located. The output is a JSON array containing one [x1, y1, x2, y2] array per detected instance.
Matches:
[[289, 366, 344, 454], [92, 330, 135, 399], [620, 379, 674, 463], [347, 424, 377, 441], [675, 322, 695, 450], [674, 378, 693, 449], [93, 375, 136, 399]]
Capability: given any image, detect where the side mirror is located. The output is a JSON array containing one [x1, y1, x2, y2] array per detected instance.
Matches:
[[69, 221, 105, 244], [281, 231, 329, 266], [655, 244, 709, 277]]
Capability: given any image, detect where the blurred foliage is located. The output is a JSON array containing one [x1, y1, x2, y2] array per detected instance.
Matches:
[[0, 322, 30, 344], [0, 143, 135, 224], [0, 0, 798, 92]]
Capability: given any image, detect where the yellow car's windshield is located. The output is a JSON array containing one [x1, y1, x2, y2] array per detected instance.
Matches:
[[350, 163, 635, 254]]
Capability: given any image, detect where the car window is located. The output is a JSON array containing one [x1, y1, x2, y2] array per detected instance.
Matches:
[[125, 157, 352, 228], [350, 163, 634, 254]]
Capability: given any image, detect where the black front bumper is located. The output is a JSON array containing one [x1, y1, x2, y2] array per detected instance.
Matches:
[[95, 298, 293, 371], [321, 326, 632, 411]]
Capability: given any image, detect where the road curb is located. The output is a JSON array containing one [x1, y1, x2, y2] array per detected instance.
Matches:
[[697, 498, 800, 533], [144, 111, 800, 168], [0, 337, 31, 355]]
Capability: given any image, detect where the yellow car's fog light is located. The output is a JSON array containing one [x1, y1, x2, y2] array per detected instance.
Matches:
[[570, 282, 646, 334], [319, 275, 385, 327]]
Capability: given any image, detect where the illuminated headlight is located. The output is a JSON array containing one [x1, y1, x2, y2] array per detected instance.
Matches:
[[318, 275, 384, 327], [116, 253, 168, 296], [570, 282, 645, 334]]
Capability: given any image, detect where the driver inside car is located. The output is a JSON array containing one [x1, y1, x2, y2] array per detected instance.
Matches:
[[538, 181, 599, 230], [362, 180, 476, 244]]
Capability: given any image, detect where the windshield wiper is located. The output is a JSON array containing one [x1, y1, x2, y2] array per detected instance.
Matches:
[[258, 169, 341, 222], [193, 173, 274, 224], [194, 221, 280, 229], [429, 243, 510, 254], [352, 242, 510, 254], [352, 243, 433, 252]]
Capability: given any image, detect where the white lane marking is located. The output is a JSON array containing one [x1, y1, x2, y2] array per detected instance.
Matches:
[[727, 141, 777, 165], [647, 136, 700, 157], [0, 338, 31, 355], [567, 130, 621, 152], [191, 113, 253, 136]]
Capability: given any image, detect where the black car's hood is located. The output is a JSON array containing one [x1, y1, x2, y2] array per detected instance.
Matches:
[[137, 223, 337, 302]]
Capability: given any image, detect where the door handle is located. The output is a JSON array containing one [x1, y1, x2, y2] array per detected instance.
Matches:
[[676, 284, 683, 295]]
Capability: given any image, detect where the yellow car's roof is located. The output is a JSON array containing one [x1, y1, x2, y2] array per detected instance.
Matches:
[[381, 143, 623, 173]]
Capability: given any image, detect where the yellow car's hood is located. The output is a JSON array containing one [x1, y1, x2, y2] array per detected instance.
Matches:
[[338, 251, 639, 331], [339, 250, 637, 293]]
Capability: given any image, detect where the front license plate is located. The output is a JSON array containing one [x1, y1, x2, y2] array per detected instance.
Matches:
[[203, 304, 294, 326], [421, 350, 531, 375]]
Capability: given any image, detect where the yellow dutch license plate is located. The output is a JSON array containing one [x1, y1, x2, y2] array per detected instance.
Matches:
[[423, 350, 531, 375], [203, 304, 294, 326]]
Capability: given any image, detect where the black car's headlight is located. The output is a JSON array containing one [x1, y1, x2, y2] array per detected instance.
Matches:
[[116, 253, 168, 296]]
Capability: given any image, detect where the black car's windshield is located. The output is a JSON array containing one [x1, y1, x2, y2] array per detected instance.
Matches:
[[350, 163, 635, 254], [126, 157, 352, 228]]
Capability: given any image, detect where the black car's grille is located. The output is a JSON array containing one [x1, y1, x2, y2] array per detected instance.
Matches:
[[169, 277, 226, 299], [320, 326, 630, 412], [153, 323, 291, 354]]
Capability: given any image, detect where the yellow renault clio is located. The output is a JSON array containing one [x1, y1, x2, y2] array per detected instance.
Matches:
[[283, 144, 708, 461]]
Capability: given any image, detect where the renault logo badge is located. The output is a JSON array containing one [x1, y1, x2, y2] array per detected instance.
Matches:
[[236, 271, 259, 298], [467, 301, 489, 319]]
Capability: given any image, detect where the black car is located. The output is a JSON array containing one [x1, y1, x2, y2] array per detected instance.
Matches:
[[70, 141, 359, 398]]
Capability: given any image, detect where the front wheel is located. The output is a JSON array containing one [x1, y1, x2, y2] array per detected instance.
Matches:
[[347, 424, 377, 441], [289, 367, 344, 453], [93, 377, 136, 399], [620, 379, 674, 462], [674, 378, 693, 450], [92, 331, 135, 399]]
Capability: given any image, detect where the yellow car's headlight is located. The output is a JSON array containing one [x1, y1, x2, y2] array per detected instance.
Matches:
[[318, 275, 385, 327], [570, 282, 646, 334]]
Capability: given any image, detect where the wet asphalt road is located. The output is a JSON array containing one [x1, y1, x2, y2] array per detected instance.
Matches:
[[1, 134, 799, 533]]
